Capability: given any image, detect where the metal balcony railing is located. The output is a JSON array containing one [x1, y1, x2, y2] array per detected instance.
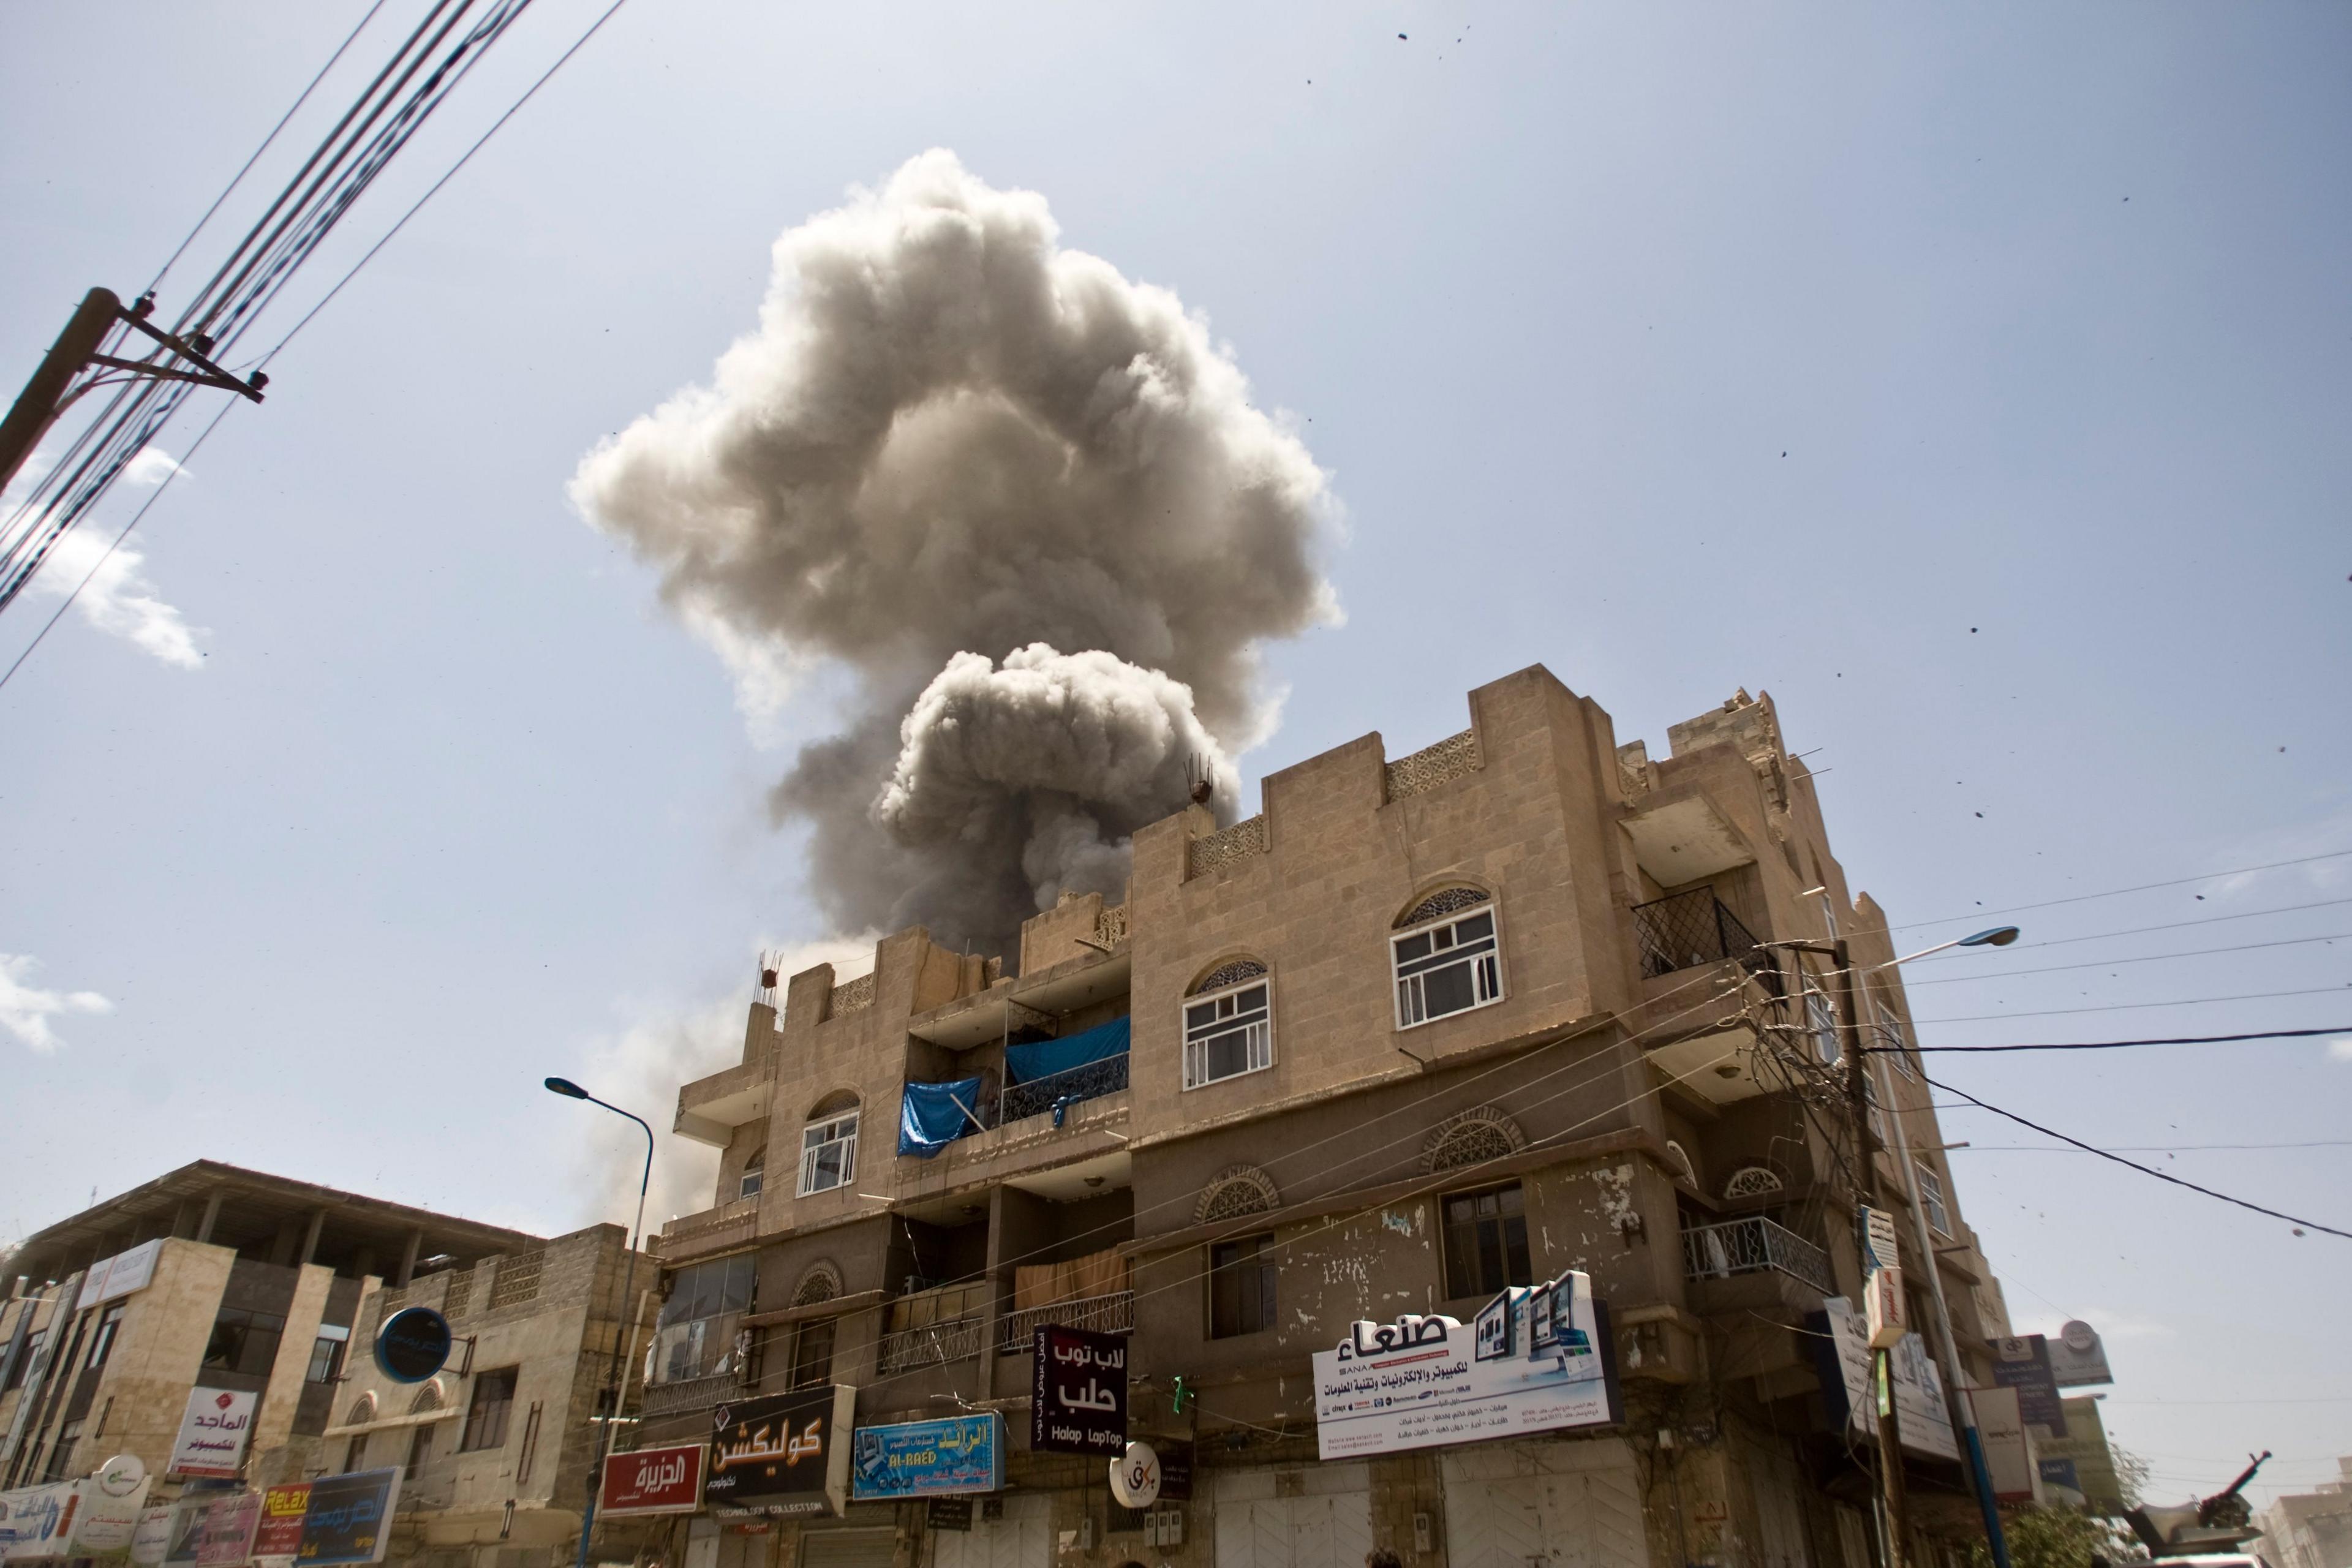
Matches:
[[876, 1315, 986, 1375], [1681, 1215, 1834, 1295], [997, 1289, 1134, 1350], [1632, 889, 1783, 998], [1001, 1052, 1130, 1126]]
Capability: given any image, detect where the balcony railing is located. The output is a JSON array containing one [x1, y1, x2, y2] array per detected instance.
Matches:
[[1681, 1215, 1834, 1295], [1632, 889, 1782, 998], [997, 1289, 1134, 1350], [876, 1315, 986, 1376], [1001, 1052, 1129, 1126]]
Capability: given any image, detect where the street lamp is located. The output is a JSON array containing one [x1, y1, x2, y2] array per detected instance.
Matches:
[[1763, 924, 2022, 1568], [545, 1077, 654, 1568]]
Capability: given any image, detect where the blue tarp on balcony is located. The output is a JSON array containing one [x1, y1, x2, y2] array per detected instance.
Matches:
[[1003, 1016, 1130, 1084], [899, 1076, 986, 1158]]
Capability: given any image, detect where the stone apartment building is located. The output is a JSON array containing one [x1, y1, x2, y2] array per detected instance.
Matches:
[[2260, 1460, 2352, 1568], [641, 665, 2014, 1568], [0, 1161, 653, 1568]]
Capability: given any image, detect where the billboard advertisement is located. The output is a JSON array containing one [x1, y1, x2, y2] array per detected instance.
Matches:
[[1991, 1336, 2068, 1434], [598, 1444, 706, 1517], [849, 1414, 1003, 1499], [0, 1482, 80, 1562], [195, 1493, 261, 1568], [1031, 1326, 1127, 1457], [295, 1469, 402, 1566], [254, 1485, 311, 1559], [170, 1389, 258, 1479], [1809, 1300, 1960, 1462], [1311, 1270, 1620, 1460], [706, 1388, 853, 1519]]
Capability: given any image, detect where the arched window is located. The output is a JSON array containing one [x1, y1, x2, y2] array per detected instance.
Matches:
[[738, 1147, 766, 1201], [409, 1378, 445, 1414], [1422, 1106, 1526, 1174], [793, 1264, 842, 1307], [344, 1392, 376, 1427], [1393, 889, 1503, 1027], [1183, 960, 1273, 1090], [1196, 1166, 1280, 1224], [799, 1092, 859, 1197], [1665, 1140, 1700, 1191], [1723, 1164, 1785, 1202]]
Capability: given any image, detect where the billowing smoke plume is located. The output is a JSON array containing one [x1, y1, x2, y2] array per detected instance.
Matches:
[[571, 151, 1335, 956]]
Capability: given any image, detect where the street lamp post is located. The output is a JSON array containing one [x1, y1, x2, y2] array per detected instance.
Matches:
[[1768, 926, 2019, 1568], [545, 1076, 654, 1568]]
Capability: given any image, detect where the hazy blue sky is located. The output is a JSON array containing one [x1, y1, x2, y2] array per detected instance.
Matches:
[[4, 1, 2347, 1506]]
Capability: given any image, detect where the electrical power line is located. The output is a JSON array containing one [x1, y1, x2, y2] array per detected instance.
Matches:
[[1874, 848, 2352, 935], [1902, 896, 2352, 962], [1899, 932, 2350, 988], [1908, 986, 2351, 1025], [1956, 1139, 2352, 1153], [1888, 1025, 2352, 1055], [1922, 1074, 2352, 1240]]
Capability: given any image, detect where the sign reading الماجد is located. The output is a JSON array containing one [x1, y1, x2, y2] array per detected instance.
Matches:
[[1311, 1269, 1621, 1460], [169, 1387, 258, 1478], [1031, 1325, 1128, 1455]]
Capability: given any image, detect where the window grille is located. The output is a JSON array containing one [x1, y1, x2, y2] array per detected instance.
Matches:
[[799, 1110, 859, 1196], [1722, 1164, 1785, 1200], [1194, 958, 1267, 995], [1183, 979, 1272, 1090], [1393, 903, 1502, 1027]]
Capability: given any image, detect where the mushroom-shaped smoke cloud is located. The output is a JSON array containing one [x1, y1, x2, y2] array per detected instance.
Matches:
[[570, 151, 1336, 957]]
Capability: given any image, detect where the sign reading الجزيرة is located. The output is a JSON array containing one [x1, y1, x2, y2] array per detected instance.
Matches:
[[1031, 1325, 1128, 1456], [1311, 1268, 1621, 1460], [706, 1387, 854, 1518], [598, 1442, 707, 1517]]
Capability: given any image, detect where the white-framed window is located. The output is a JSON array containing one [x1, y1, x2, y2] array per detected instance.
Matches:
[[1916, 1161, 1951, 1237], [1875, 998, 1917, 1080], [1393, 903, 1502, 1028], [1804, 986, 1840, 1065], [1183, 978, 1273, 1090], [798, 1111, 858, 1197], [739, 1147, 766, 1200]]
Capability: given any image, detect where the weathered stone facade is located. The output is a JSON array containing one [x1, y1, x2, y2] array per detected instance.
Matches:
[[654, 667, 2009, 1568]]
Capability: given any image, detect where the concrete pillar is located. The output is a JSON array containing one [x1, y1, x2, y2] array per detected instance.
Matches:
[[395, 1227, 424, 1288], [300, 1208, 328, 1268], [196, 1192, 224, 1245]]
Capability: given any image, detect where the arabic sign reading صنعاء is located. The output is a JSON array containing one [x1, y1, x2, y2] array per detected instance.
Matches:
[[705, 1387, 854, 1518], [849, 1413, 1003, 1499], [598, 1443, 707, 1517], [1311, 1268, 1621, 1461], [170, 1389, 258, 1479], [1031, 1325, 1128, 1457], [295, 1468, 402, 1567], [1807, 1299, 1961, 1462], [252, 1485, 311, 1559]]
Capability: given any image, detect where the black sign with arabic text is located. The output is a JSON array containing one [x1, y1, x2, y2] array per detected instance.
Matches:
[[706, 1389, 840, 1515], [1031, 1324, 1127, 1455]]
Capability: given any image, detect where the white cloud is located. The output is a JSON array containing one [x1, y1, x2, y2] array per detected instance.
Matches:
[[121, 446, 186, 487], [566, 935, 879, 1230], [2328, 1037, 2352, 1063], [0, 953, 113, 1053], [30, 527, 205, 669]]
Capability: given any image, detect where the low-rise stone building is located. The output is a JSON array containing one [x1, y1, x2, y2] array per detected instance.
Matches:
[[645, 668, 2017, 1568]]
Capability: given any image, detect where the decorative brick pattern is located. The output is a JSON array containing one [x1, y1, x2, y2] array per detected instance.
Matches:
[[1395, 885, 1490, 930], [1193, 958, 1267, 995], [828, 971, 875, 1016], [1094, 903, 1129, 949], [1185, 814, 1267, 878], [1421, 1104, 1528, 1172], [1195, 1164, 1280, 1222], [488, 1249, 543, 1310], [1383, 728, 1481, 801], [440, 1270, 472, 1321]]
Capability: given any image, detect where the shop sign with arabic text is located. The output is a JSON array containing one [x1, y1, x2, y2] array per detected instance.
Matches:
[[296, 1468, 402, 1566], [598, 1444, 706, 1517], [170, 1389, 257, 1479], [1311, 1269, 1621, 1460], [1031, 1326, 1126, 1456], [706, 1387, 853, 1518], [850, 1414, 1003, 1499]]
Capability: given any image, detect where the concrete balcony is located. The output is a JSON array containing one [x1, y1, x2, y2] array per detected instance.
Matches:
[[905, 946, 1131, 1050], [649, 1195, 758, 1262], [1683, 1215, 1833, 1295], [675, 1055, 773, 1148]]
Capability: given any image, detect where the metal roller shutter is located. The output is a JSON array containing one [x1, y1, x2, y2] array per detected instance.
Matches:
[[1442, 1439, 1651, 1568], [932, 1494, 1050, 1568], [1210, 1464, 1374, 1568], [799, 1526, 898, 1568]]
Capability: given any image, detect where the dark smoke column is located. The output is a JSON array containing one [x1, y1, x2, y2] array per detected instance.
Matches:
[[570, 151, 1337, 959]]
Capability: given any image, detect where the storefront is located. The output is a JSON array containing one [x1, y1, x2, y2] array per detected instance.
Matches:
[[1210, 1463, 1373, 1568], [1439, 1439, 1648, 1568], [930, 1494, 1051, 1568]]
